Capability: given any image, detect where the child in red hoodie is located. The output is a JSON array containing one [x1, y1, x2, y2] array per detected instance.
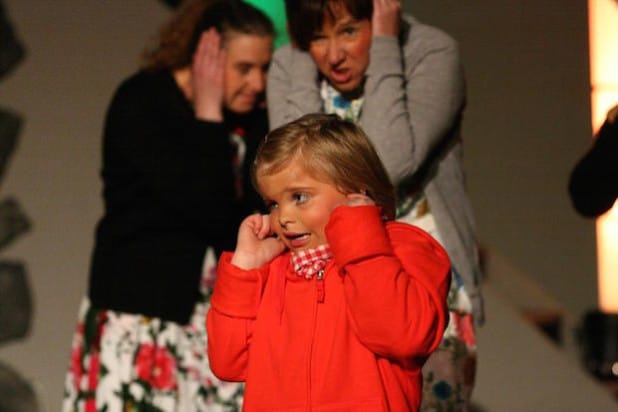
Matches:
[[207, 113, 450, 411]]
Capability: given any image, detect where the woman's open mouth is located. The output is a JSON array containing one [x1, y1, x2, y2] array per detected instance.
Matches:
[[329, 67, 352, 85]]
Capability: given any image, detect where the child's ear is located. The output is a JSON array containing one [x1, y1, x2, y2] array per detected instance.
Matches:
[[345, 193, 375, 207], [361, 189, 375, 200]]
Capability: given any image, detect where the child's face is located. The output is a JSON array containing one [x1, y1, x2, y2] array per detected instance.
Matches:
[[258, 161, 348, 252]]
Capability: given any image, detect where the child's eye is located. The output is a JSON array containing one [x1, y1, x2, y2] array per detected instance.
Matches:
[[293, 193, 309, 204]]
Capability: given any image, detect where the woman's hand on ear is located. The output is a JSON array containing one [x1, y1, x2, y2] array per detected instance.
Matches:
[[372, 0, 401, 38], [192, 28, 226, 122], [231, 213, 286, 270]]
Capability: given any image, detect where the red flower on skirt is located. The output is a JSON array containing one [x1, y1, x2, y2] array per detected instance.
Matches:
[[80, 351, 101, 412], [87, 352, 100, 391], [85, 398, 96, 412], [135, 344, 178, 390], [453, 312, 476, 348], [70, 345, 83, 390], [70, 322, 85, 390]]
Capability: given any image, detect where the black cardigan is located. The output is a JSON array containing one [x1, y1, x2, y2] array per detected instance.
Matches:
[[88, 70, 266, 324]]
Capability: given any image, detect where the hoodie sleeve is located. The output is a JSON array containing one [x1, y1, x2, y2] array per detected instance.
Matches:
[[325, 206, 451, 360], [206, 252, 268, 381]]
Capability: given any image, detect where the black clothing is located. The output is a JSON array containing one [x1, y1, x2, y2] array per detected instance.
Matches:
[[0, 0, 26, 80], [569, 119, 618, 218], [88, 70, 266, 324]]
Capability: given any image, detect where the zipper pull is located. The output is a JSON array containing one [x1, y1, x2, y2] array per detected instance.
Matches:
[[316, 269, 325, 303]]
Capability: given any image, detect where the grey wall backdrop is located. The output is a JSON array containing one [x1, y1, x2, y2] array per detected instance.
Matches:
[[0, 0, 600, 409]]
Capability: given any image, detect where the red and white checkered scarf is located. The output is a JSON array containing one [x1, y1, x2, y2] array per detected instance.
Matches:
[[290, 244, 332, 279]]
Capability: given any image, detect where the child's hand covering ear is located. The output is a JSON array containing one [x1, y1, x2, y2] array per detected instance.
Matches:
[[231, 213, 286, 270]]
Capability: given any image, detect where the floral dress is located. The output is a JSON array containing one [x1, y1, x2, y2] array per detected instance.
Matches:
[[62, 248, 244, 412], [322, 81, 477, 411]]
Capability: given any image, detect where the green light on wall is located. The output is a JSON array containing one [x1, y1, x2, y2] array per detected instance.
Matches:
[[244, 0, 289, 49]]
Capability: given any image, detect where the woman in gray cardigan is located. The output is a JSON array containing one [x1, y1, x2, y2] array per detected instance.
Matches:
[[267, 0, 482, 410]]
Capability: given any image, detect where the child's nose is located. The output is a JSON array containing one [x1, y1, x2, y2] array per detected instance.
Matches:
[[277, 206, 293, 227]]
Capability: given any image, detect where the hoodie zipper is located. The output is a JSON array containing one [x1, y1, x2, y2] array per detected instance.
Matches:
[[316, 269, 325, 303], [307, 268, 326, 410]]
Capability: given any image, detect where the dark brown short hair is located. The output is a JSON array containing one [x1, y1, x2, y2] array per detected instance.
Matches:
[[142, 0, 274, 71], [285, 0, 372, 50], [253, 114, 396, 220]]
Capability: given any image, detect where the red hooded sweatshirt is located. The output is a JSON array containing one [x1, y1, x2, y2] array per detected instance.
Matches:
[[207, 206, 450, 411]]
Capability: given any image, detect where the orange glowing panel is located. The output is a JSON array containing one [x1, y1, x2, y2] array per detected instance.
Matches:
[[588, 0, 618, 313]]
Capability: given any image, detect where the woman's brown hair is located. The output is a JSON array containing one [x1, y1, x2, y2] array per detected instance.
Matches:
[[142, 0, 274, 71], [253, 113, 396, 220]]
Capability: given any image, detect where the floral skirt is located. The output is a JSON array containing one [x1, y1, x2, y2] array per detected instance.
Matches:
[[62, 249, 244, 412], [420, 308, 477, 411]]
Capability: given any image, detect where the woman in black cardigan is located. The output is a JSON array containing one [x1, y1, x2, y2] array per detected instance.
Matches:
[[62, 1, 273, 410]]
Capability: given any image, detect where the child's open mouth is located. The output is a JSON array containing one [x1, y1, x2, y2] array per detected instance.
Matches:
[[284, 232, 310, 248]]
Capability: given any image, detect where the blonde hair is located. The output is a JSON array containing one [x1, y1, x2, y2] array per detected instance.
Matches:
[[253, 114, 396, 220], [141, 0, 274, 71]]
